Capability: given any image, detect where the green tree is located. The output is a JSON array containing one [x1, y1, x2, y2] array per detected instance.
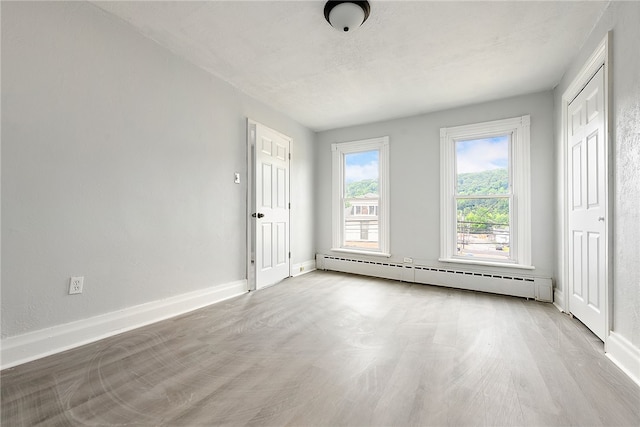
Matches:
[[346, 179, 378, 198], [456, 168, 509, 229], [457, 168, 508, 195]]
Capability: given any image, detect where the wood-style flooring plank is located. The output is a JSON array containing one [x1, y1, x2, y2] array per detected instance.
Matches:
[[2, 271, 639, 426]]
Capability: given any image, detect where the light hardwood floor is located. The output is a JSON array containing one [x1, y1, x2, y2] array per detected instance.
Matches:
[[2, 271, 639, 426]]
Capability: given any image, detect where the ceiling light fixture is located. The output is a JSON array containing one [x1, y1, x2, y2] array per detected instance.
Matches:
[[324, 1, 370, 32]]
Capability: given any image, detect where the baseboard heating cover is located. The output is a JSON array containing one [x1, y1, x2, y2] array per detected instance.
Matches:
[[316, 254, 552, 302]]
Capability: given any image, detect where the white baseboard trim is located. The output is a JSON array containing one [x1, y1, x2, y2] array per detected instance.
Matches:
[[291, 259, 317, 277], [606, 331, 640, 387], [1, 280, 247, 370], [553, 288, 565, 312]]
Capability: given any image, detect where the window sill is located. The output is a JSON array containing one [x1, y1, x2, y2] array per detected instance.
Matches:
[[438, 258, 535, 270], [331, 248, 391, 258]]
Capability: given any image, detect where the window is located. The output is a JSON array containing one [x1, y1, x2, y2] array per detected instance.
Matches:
[[332, 137, 389, 256], [440, 116, 532, 268]]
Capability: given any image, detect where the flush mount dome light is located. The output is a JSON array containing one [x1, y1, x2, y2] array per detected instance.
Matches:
[[324, 1, 371, 32]]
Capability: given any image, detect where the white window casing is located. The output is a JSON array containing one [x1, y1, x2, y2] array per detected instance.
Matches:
[[440, 116, 533, 269], [331, 136, 390, 257]]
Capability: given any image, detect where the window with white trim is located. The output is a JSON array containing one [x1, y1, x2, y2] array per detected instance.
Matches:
[[440, 116, 532, 268], [332, 137, 389, 256]]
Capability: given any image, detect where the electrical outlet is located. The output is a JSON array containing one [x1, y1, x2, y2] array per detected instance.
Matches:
[[234, 172, 240, 184], [403, 257, 413, 263], [69, 276, 84, 295]]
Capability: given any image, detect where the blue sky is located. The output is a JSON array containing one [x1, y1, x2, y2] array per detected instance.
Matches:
[[345, 150, 379, 183], [456, 136, 509, 174]]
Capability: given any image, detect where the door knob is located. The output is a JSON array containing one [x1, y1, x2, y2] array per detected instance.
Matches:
[[252, 213, 265, 218]]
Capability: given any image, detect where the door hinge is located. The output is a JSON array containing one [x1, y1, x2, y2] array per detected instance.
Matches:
[[288, 202, 291, 209], [288, 252, 291, 259], [288, 153, 291, 160]]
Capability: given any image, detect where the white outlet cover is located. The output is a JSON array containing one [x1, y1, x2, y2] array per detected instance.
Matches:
[[69, 276, 84, 295], [234, 172, 240, 184]]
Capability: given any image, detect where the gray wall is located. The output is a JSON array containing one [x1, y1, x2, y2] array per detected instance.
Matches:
[[1, 1, 315, 338], [553, 1, 640, 347], [315, 91, 556, 278]]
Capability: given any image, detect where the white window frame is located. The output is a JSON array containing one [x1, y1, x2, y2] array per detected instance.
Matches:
[[332, 136, 390, 257], [440, 115, 533, 269]]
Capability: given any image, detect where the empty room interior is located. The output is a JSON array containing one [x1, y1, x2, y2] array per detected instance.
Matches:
[[1, 1, 639, 425]]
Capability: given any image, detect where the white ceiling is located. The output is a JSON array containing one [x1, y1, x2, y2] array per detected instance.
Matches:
[[93, 1, 609, 131]]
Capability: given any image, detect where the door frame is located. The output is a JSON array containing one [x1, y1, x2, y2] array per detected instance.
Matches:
[[559, 32, 612, 344], [246, 119, 292, 291]]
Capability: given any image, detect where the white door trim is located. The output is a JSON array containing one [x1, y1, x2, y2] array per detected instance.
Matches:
[[246, 119, 292, 291], [559, 32, 612, 344]]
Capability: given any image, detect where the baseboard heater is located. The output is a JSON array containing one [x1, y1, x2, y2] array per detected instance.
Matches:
[[316, 254, 552, 302]]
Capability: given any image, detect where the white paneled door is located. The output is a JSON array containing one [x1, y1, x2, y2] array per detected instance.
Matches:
[[252, 122, 291, 290], [567, 66, 607, 341]]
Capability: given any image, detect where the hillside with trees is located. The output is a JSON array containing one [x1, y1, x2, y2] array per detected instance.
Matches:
[[346, 179, 378, 198], [457, 168, 509, 229], [457, 168, 508, 195]]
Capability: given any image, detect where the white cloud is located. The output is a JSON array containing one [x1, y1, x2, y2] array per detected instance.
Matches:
[[345, 161, 378, 183], [456, 138, 508, 173]]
